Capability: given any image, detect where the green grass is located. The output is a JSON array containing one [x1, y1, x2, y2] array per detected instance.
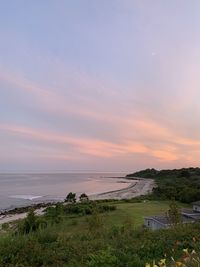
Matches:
[[42, 200, 189, 234], [2, 200, 190, 238], [0, 200, 197, 267], [101, 200, 189, 227]]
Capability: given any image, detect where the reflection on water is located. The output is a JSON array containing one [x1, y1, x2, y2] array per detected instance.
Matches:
[[0, 172, 129, 210]]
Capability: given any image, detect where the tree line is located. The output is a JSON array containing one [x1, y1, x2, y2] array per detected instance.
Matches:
[[127, 167, 200, 203]]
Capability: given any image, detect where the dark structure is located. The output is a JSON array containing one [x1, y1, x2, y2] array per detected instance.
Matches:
[[144, 202, 200, 230]]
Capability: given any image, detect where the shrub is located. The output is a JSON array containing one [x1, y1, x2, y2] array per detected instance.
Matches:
[[18, 209, 47, 234], [79, 193, 89, 202], [1, 223, 9, 231], [88, 247, 117, 267], [45, 203, 64, 224]]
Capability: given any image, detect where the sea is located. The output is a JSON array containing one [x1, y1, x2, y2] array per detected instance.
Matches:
[[0, 172, 129, 211]]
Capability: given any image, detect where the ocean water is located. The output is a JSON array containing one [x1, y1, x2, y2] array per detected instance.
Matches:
[[0, 172, 129, 210]]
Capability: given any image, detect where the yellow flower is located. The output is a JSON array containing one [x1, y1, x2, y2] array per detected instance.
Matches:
[[153, 260, 158, 267], [159, 258, 166, 266], [183, 248, 189, 254], [145, 263, 159, 267]]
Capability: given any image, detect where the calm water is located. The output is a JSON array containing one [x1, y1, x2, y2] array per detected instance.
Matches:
[[0, 172, 129, 210]]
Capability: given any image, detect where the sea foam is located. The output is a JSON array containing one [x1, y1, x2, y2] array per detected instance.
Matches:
[[10, 195, 43, 201]]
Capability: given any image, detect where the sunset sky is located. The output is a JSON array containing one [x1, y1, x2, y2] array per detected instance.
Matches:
[[1, 1, 200, 172]]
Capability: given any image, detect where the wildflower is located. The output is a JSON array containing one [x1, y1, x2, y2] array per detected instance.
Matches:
[[183, 248, 189, 254], [159, 258, 166, 266], [146, 263, 150, 267]]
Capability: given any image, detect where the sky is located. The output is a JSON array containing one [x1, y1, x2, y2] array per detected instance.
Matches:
[[1, 1, 200, 172]]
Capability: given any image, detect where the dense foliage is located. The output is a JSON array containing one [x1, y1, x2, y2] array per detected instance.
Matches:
[[45, 201, 116, 221], [0, 206, 200, 266], [65, 192, 77, 203], [127, 168, 200, 203]]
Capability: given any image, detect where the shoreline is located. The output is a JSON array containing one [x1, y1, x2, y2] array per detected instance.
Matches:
[[0, 177, 155, 225], [0, 177, 131, 214], [89, 177, 155, 200]]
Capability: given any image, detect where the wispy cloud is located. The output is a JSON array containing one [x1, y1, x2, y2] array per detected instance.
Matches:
[[2, 121, 200, 164], [1, 65, 200, 169], [1, 0, 200, 171], [0, 66, 135, 125], [0, 123, 148, 158]]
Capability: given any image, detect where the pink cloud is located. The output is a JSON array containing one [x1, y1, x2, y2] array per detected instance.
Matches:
[[0, 123, 150, 158], [1, 67, 200, 167]]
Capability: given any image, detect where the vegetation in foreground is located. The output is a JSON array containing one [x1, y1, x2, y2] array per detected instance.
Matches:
[[0, 199, 199, 267], [146, 248, 200, 267]]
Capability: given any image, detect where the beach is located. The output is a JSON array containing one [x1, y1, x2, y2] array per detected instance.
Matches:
[[0, 177, 155, 225], [89, 178, 155, 200]]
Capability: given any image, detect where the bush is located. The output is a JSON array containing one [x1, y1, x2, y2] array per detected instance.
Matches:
[[88, 247, 117, 267], [45, 203, 64, 224], [2, 223, 9, 231], [63, 202, 116, 216], [18, 209, 47, 234]]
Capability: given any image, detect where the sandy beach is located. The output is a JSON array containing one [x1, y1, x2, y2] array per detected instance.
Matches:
[[89, 178, 155, 200], [0, 207, 45, 225], [0, 178, 155, 226]]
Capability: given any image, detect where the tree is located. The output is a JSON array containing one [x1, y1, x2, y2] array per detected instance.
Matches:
[[79, 193, 89, 202], [65, 192, 76, 203], [166, 201, 181, 227], [178, 169, 190, 178]]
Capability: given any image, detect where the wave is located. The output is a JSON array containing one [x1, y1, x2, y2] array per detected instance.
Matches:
[[10, 195, 43, 201]]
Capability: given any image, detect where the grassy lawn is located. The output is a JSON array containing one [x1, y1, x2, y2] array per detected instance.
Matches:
[[50, 200, 190, 235], [99, 200, 189, 227], [5, 200, 189, 238]]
